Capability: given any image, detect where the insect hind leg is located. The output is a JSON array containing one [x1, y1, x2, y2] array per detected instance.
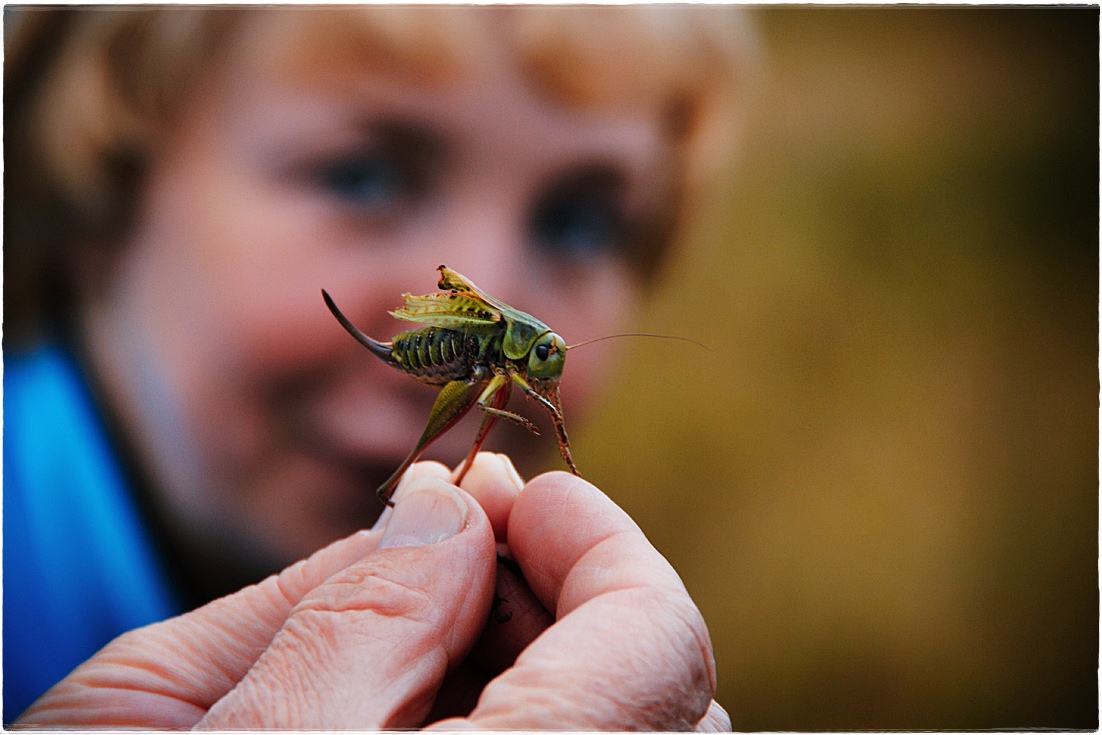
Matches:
[[454, 376, 512, 485], [377, 378, 482, 506]]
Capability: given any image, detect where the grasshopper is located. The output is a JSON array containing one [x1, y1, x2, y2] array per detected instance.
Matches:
[[323, 265, 578, 506]]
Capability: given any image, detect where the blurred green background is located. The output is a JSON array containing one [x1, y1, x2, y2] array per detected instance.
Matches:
[[571, 7, 1097, 730]]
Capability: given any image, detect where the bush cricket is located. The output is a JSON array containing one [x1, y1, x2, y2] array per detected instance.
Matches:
[[323, 265, 702, 505]]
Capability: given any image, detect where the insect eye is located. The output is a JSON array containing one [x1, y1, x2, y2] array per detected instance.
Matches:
[[535, 343, 550, 361]]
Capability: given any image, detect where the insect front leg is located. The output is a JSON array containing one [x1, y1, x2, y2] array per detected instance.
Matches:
[[477, 388, 540, 436], [376, 379, 484, 506], [510, 374, 579, 476]]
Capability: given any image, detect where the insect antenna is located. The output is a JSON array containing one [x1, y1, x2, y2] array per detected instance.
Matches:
[[566, 333, 711, 351]]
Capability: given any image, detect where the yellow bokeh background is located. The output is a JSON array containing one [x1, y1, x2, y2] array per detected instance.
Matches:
[[568, 7, 1096, 730]]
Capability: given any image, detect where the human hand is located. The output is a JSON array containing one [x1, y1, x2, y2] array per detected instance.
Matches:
[[426, 454, 731, 731], [16, 455, 730, 730]]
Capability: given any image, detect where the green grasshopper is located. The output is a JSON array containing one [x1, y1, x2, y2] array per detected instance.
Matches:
[[323, 265, 578, 506]]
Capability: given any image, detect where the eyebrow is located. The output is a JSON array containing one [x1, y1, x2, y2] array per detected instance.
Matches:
[[539, 164, 627, 199], [354, 118, 449, 169]]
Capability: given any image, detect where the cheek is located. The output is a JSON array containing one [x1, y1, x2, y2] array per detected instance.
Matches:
[[133, 151, 380, 388]]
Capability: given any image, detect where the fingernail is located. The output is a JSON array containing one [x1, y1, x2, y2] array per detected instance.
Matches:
[[378, 477, 468, 549], [495, 453, 525, 492]]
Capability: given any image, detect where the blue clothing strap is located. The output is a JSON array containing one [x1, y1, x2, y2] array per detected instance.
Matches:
[[4, 343, 182, 722]]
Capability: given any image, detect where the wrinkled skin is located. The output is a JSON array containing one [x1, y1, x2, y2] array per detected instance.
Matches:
[[18, 454, 730, 731]]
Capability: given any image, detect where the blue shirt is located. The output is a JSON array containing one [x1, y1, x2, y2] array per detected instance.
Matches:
[[4, 343, 182, 722]]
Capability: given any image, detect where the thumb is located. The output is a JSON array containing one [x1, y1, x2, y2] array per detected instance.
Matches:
[[198, 476, 496, 729]]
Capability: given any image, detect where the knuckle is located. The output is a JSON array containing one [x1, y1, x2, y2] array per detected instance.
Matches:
[[656, 590, 717, 690], [620, 588, 717, 726], [294, 563, 435, 622]]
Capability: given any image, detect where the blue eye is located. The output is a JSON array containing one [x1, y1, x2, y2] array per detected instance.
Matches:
[[530, 192, 622, 257], [320, 153, 407, 208]]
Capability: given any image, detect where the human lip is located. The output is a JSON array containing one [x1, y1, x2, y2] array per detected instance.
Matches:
[[286, 413, 407, 508], [298, 370, 500, 488], [316, 394, 431, 458], [297, 387, 462, 491]]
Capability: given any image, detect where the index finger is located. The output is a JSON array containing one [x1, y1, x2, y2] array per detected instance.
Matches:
[[436, 472, 718, 731]]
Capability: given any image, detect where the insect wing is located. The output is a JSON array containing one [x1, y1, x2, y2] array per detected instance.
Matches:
[[391, 291, 501, 330], [437, 265, 498, 303], [437, 265, 551, 360], [437, 265, 542, 323]]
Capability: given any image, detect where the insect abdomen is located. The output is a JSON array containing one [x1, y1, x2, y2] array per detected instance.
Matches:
[[391, 327, 496, 385]]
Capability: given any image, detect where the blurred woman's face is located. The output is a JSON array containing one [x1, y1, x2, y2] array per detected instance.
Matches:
[[81, 15, 671, 573]]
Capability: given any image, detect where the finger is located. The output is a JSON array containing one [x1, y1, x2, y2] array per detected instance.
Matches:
[[427, 553, 554, 723], [433, 472, 717, 731], [373, 460, 454, 530], [379, 454, 537, 722], [453, 454, 552, 674], [696, 700, 733, 732], [452, 452, 524, 542], [382, 454, 538, 724], [198, 476, 496, 729], [18, 528, 385, 728], [467, 553, 553, 675], [424, 661, 491, 723]]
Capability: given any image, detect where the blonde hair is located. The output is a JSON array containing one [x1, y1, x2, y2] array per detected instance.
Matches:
[[5, 6, 756, 341]]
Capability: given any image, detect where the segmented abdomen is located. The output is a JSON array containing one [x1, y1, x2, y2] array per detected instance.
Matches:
[[390, 327, 500, 385]]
